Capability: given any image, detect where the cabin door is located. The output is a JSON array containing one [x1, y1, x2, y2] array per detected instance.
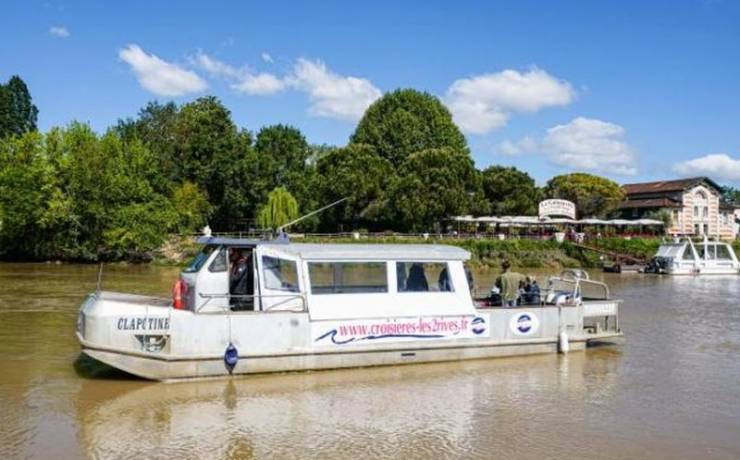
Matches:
[[255, 247, 304, 311], [195, 246, 230, 310]]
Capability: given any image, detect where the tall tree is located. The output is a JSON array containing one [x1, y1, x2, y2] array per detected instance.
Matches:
[[720, 185, 740, 204], [390, 147, 480, 231], [350, 89, 468, 167], [0, 76, 38, 138], [315, 143, 394, 231], [544, 173, 624, 218], [480, 166, 540, 216], [172, 96, 254, 228], [254, 125, 313, 203], [115, 101, 179, 189]]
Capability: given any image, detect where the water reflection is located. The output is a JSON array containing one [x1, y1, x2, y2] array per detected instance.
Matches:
[[75, 353, 620, 459]]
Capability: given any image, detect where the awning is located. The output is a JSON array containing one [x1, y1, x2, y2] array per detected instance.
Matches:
[[452, 216, 664, 226]]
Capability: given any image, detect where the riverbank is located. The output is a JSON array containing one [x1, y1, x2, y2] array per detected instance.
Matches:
[[151, 234, 668, 269], [13, 234, 740, 270]]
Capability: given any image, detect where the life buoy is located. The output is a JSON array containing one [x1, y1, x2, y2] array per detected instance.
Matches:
[[172, 279, 186, 309]]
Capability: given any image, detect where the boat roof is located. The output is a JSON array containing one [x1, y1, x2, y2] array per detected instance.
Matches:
[[196, 236, 470, 261]]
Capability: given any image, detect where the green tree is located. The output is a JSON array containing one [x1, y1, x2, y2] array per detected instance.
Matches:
[[170, 181, 213, 233], [720, 185, 740, 204], [115, 101, 179, 190], [256, 187, 299, 231], [0, 132, 66, 258], [544, 173, 624, 218], [0, 76, 38, 138], [254, 125, 315, 215], [644, 209, 671, 232], [350, 89, 468, 167], [480, 166, 540, 216], [172, 96, 255, 228], [390, 147, 480, 231], [315, 144, 394, 230]]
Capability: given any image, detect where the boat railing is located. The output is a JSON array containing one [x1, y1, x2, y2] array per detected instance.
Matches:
[[196, 293, 308, 312], [545, 274, 610, 301]]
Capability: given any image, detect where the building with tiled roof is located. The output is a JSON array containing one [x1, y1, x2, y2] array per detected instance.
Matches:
[[619, 177, 738, 239]]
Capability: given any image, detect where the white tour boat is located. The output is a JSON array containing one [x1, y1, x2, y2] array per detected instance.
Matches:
[[76, 236, 623, 381], [646, 237, 740, 275]]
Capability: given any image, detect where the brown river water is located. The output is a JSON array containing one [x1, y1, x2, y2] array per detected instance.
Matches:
[[1, 263, 739, 459]]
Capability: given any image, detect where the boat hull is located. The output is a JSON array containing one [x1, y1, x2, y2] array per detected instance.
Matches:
[[80, 333, 622, 382], [77, 292, 622, 381]]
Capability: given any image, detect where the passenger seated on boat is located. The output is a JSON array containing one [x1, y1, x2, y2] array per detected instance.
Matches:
[[438, 267, 452, 292], [406, 263, 429, 291], [520, 277, 541, 305], [495, 260, 527, 307], [229, 249, 254, 311], [465, 266, 475, 292]]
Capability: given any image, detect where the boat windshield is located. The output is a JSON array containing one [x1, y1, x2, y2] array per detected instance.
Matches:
[[183, 245, 217, 273], [656, 244, 683, 258]]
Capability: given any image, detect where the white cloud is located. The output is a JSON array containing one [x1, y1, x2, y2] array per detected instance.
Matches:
[[191, 52, 381, 120], [192, 52, 286, 95], [261, 52, 274, 63], [49, 26, 69, 38], [445, 68, 575, 135], [119, 44, 207, 97], [232, 72, 287, 95], [497, 136, 538, 156], [673, 154, 740, 182], [192, 52, 241, 78], [288, 58, 382, 121], [541, 117, 637, 175]]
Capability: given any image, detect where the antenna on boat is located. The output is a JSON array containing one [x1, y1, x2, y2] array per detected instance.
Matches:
[[95, 262, 104, 295], [276, 197, 348, 236]]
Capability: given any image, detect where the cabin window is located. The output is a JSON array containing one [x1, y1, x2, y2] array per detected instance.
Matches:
[[308, 262, 388, 294], [396, 262, 454, 292], [183, 245, 216, 273], [716, 245, 732, 260], [682, 247, 694, 260], [262, 256, 299, 292], [208, 248, 228, 272]]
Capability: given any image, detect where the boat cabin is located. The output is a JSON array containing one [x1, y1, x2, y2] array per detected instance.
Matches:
[[180, 237, 476, 319], [648, 237, 740, 274]]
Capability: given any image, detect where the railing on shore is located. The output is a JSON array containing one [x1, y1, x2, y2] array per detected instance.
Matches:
[[187, 231, 665, 242]]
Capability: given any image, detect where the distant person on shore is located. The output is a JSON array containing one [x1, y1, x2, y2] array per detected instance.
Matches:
[[495, 260, 527, 307]]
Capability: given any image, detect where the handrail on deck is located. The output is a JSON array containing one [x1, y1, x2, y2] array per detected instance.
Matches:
[[197, 293, 308, 312]]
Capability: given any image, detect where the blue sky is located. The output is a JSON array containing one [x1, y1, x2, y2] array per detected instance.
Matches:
[[3, 0, 740, 185]]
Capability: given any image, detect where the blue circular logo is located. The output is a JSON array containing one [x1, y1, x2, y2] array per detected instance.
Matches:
[[471, 316, 486, 335], [517, 314, 533, 333]]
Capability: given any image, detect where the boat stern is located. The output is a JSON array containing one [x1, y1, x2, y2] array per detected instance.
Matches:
[[76, 291, 176, 378]]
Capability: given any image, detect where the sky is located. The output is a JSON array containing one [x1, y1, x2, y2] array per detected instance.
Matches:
[[3, 0, 740, 186]]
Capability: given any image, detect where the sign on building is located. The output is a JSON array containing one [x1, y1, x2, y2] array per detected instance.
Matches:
[[539, 199, 576, 219]]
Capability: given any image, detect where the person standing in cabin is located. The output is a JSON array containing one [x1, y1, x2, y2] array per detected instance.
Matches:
[[230, 249, 253, 310], [495, 260, 527, 307]]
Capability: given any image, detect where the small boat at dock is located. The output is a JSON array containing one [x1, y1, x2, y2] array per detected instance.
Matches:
[[76, 236, 623, 381], [644, 237, 740, 275]]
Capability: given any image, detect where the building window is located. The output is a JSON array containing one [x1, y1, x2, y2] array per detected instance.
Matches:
[[694, 205, 699, 217], [703, 206, 708, 218]]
